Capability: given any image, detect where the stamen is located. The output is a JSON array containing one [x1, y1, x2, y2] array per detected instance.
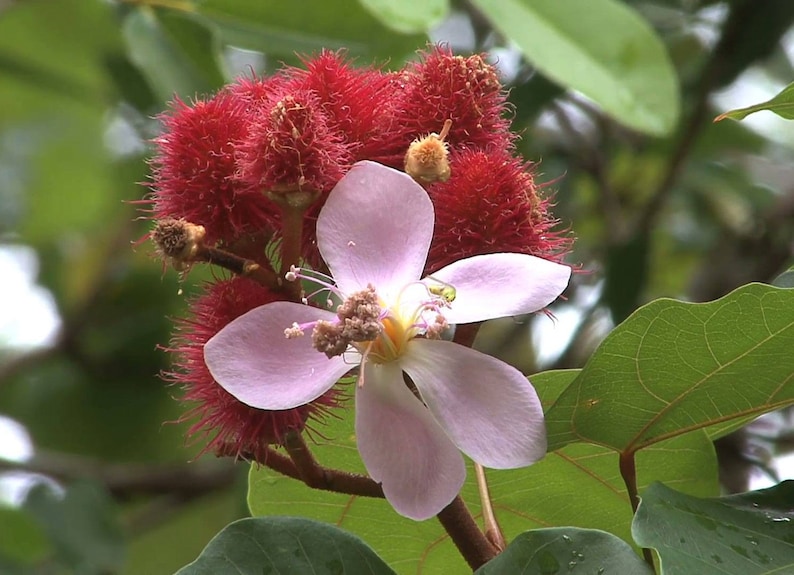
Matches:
[[357, 341, 375, 388], [284, 322, 305, 338]]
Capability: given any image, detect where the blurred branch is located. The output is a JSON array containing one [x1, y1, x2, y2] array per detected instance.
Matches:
[[633, 0, 768, 234], [0, 451, 239, 499], [549, 101, 624, 241], [688, 188, 794, 302]]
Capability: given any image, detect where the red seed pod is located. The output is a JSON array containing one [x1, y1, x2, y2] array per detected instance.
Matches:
[[283, 50, 396, 161], [165, 277, 343, 461], [236, 90, 351, 197], [369, 45, 515, 167], [148, 93, 278, 245], [425, 148, 572, 275]]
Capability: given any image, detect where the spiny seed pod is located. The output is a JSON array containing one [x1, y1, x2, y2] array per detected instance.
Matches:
[[368, 45, 515, 168], [236, 90, 351, 198], [425, 148, 571, 275], [148, 93, 278, 245], [284, 50, 396, 160], [165, 277, 343, 461]]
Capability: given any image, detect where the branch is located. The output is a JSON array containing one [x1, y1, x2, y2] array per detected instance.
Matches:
[[436, 496, 498, 570], [0, 451, 239, 499]]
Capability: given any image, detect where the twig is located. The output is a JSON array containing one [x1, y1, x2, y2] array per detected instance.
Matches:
[[280, 434, 384, 498], [0, 452, 238, 499], [436, 496, 498, 570]]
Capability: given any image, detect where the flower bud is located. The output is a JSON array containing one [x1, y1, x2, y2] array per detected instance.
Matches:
[[404, 119, 452, 183], [151, 217, 206, 271]]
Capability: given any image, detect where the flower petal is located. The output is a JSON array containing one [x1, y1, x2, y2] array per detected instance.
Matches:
[[317, 161, 434, 300], [427, 253, 571, 324], [401, 339, 547, 469], [356, 360, 465, 520], [204, 302, 351, 409]]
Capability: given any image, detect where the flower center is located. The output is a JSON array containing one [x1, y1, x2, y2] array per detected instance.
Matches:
[[282, 267, 453, 366]]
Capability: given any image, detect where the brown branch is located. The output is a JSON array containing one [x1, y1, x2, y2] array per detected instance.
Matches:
[[436, 496, 498, 570], [633, 0, 755, 234], [280, 434, 384, 498], [619, 450, 655, 570]]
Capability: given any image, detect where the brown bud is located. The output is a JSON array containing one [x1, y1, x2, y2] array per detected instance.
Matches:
[[152, 217, 206, 270], [404, 119, 452, 183]]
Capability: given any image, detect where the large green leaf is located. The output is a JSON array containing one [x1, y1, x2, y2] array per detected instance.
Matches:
[[175, 516, 396, 575], [193, 0, 424, 61], [248, 373, 718, 574], [470, 0, 680, 135], [0, 0, 122, 243], [632, 481, 794, 574], [546, 283, 794, 453], [122, 6, 226, 102], [357, 0, 449, 34], [475, 527, 652, 575]]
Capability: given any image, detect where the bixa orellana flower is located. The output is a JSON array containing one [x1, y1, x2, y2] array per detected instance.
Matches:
[[204, 161, 571, 520]]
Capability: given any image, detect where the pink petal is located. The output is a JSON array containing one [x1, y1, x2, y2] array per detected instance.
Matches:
[[204, 302, 351, 410], [427, 253, 571, 324], [317, 161, 434, 300], [355, 360, 465, 520], [400, 339, 547, 469]]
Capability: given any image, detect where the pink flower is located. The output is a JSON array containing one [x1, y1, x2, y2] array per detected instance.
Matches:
[[204, 161, 571, 520]]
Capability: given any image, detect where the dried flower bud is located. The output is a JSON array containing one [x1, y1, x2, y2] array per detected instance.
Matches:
[[404, 119, 452, 183], [152, 218, 206, 269]]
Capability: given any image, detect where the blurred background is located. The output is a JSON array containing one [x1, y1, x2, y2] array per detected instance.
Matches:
[[1, 0, 793, 572]]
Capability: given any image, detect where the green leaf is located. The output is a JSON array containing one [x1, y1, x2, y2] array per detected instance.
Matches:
[[357, 0, 449, 34], [546, 283, 794, 453], [249, 371, 718, 573], [193, 0, 424, 61], [122, 6, 226, 102], [0, 506, 48, 566], [715, 82, 794, 122], [470, 0, 680, 135], [632, 481, 794, 574], [475, 527, 652, 575], [175, 516, 396, 575], [23, 482, 124, 574]]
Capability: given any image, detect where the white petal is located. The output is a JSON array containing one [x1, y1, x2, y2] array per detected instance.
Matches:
[[204, 302, 351, 409], [317, 161, 434, 300], [401, 340, 547, 469], [355, 360, 465, 520], [427, 253, 571, 324]]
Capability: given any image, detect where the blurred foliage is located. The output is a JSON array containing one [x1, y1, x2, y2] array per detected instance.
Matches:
[[0, 0, 792, 573]]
